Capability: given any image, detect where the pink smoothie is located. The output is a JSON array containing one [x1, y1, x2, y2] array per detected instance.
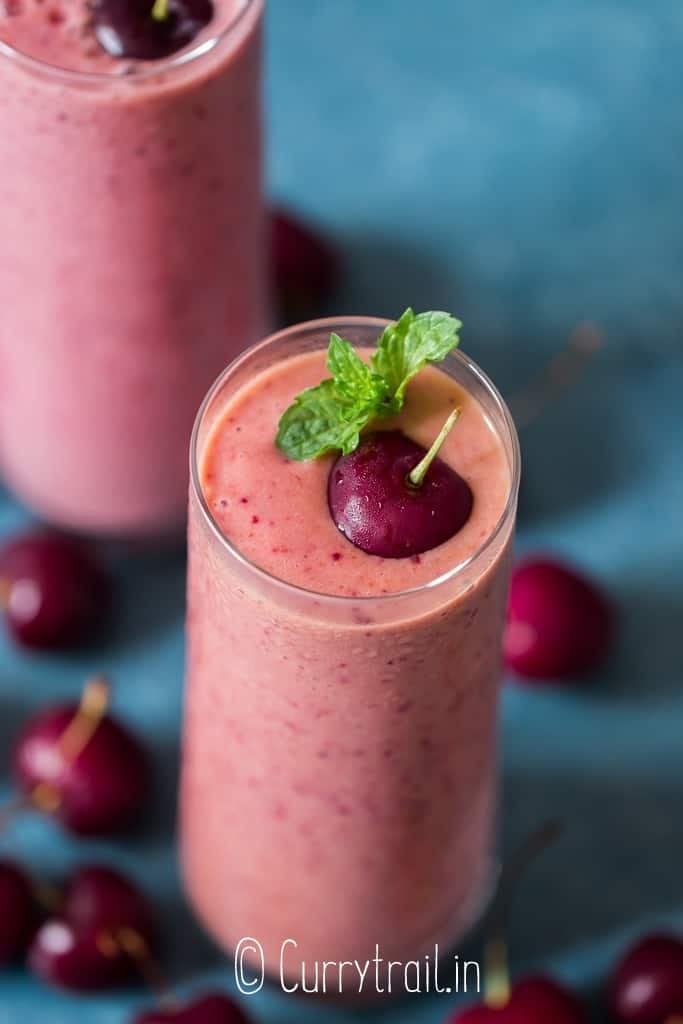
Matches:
[[0, 0, 264, 538], [182, 319, 519, 997]]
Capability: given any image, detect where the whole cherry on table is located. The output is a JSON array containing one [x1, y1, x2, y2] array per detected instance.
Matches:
[[449, 976, 587, 1023], [608, 932, 683, 1024], [7, 676, 149, 836], [0, 530, 110, 651], [29, 864, 157, 992], [504, 556, 613, 682]]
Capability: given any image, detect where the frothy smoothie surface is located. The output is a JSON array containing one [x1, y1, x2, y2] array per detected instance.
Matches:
[[200, 350, 511, 597], [0, 0, 246, 73]]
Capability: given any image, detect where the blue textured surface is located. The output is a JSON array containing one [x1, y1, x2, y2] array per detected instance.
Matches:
[[1, 0, 682, 1020]]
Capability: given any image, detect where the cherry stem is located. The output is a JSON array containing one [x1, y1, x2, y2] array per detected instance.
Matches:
[[57, 674, 110, 764], [0, 576, 9, 611], [407, 407, 461, 489], [150, 0, 170, 21], [483, 820, 563, 1008], [32, 674, 110, 813], [508, 321, 603, 431], [32, 878, 64, 914], [103, 928, 178, 1009]]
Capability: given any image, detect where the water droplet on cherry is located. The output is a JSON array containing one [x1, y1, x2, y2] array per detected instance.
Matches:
[[12, 699, 149, 835], [271, 207, 340, 323], [0, 859, 35, 963], [29, 864, 157, 991], [608, 933, 683, 1023], [134, 993, 250, 1023], [91, 0, 213, 61], [0, 531, 109, 651], [328, 430, 472, 558], [504, 557, 613, 681], [451, 976, 587, 1022]]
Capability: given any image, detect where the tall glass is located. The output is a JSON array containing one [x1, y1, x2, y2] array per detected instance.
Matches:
[[0, 0, 265, 539], [182, 319, 520, 997]]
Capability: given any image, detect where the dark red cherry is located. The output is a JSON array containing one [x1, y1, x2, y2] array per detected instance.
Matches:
[[504, 557, 613, 681], [92, 0, 213, 61], [608, 933, 683, 1023], [328, 430, 472, 558], [134, 993, 251, 1023], [451, 976, 587, 1023], [0, 531, 109, 650], [13, 699, 149, 835], [0, 860, 35, 963], [62, 865, 156, 943], [29, 865, 156, 991], [271, 208, 340, 323]]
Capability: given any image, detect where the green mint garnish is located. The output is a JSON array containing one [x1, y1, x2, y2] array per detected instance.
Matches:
[[276, 308, 462, 461]]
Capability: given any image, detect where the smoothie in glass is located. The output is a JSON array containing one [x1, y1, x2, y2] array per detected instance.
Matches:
[[0, 0, 264, 538], [182, 316, 519, 998]]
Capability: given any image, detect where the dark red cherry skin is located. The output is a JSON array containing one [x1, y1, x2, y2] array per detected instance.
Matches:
[[0, 860, 35, 963], [134, 993, 251, 1024], [13, 704, 149, 835], [608, 933, 683, 1023], [92, 0, 213, 61], [271, 208, 340, 323], [504, 557, 613, 681], [29, 865, 156, 991], [29, 920, 134, 990], [62, 866, 157, 944], [451, 976, 587, 1023], [0, 531, 109, 650], [328, 430, 473, 559]]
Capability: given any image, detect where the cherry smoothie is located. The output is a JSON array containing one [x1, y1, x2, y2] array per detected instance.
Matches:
[[0, 0, 264, 538], [182, 317, 519, 997]]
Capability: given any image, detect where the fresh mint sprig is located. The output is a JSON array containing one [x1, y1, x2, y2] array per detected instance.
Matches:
[[276, 308, 462, 461]]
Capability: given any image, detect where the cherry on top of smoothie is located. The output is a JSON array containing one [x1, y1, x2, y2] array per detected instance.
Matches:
[[0, 0, 241, 72], [91, 0, 213, 62], [327, 425, 474, 559], [200, 351, 510, 598]]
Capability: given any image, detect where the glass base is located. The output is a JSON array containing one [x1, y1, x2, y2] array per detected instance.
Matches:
[[246, 859, 501, 1006]]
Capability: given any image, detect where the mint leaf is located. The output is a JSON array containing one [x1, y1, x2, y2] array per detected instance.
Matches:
[[372, 308, 462, 405], [276, 379, 374, 460], [327, 333, 388, 406], [275, 309, 463, 461]]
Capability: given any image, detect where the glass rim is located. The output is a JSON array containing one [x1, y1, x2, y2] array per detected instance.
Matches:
[[0, 0, 257, 85], [190, 315, 521, 606]]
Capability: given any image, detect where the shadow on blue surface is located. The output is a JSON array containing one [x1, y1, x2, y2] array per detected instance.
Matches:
[[501, 769, 683, 967], [340, 233, 458, 322], [103, 549, 187, 658], [609, 583, 683, 702]]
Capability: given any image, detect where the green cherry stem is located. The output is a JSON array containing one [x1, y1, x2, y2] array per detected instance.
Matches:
[[407, 407, 461, 489], [150, 0, 169, 22], [483, 820, 563, 1008]]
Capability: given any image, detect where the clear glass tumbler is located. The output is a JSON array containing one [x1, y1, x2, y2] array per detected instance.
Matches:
[[182, 318, 520, 998], [0, 0, 265, 539]]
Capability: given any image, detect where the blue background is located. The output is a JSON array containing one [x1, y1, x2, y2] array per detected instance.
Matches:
[[1, 0, 682, 1020]]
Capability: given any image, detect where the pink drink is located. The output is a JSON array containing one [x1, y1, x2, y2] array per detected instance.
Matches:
[[182, 318, 519, 997], [0, 0, 264, 538]]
